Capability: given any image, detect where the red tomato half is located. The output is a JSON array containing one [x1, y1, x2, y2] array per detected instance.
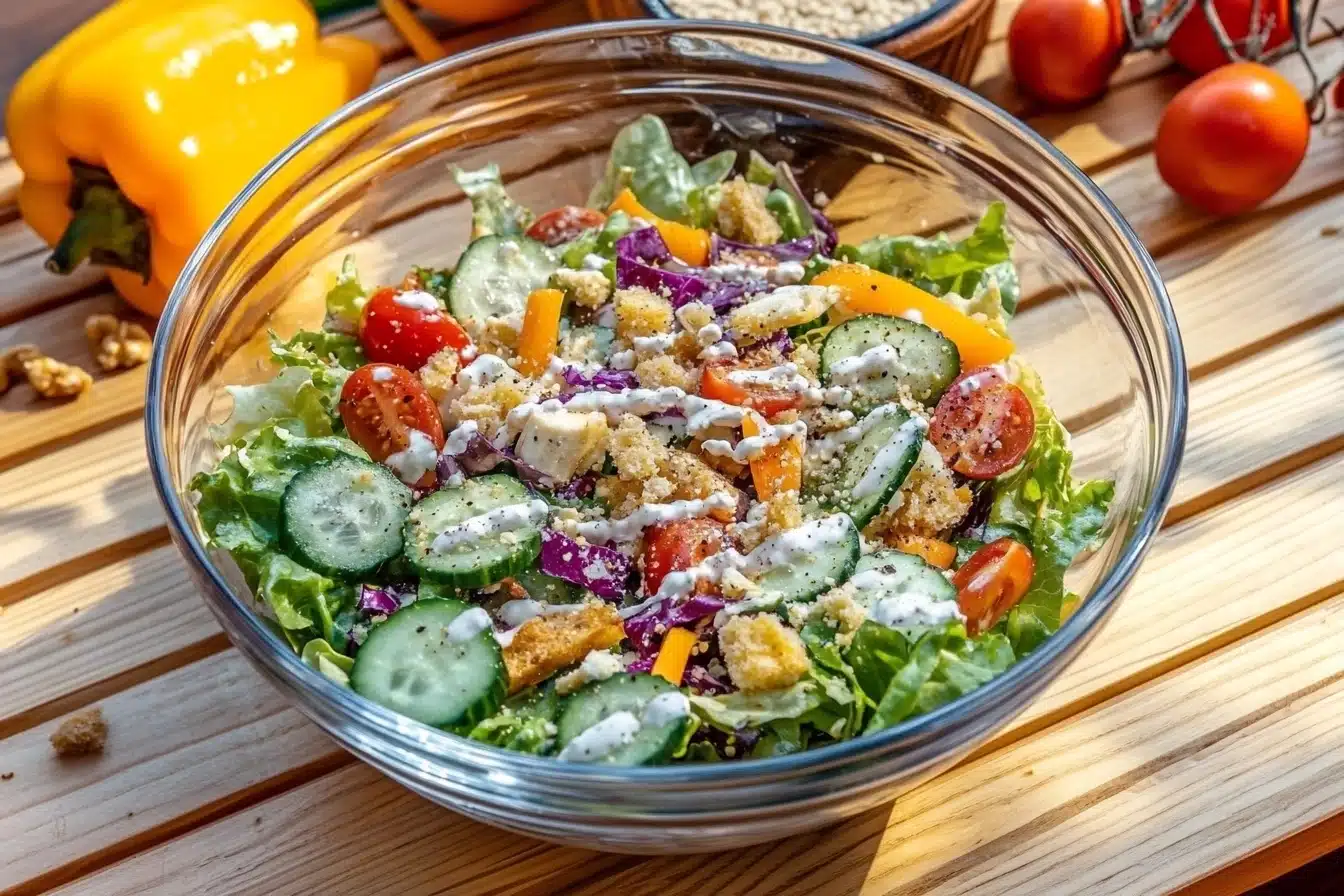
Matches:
[[929, 367, 1035, 479], [526, 206, 606, 246], [698, 363, 802, 419], [1165, 0, 1293, 75], [338, 364, 445, 488], [1008, 0, 1127, 106], [360, 287, 473, 371], [642, 518, 728, 596], [954, 538, 1037, 635], [1155, 62, 1309, 216]]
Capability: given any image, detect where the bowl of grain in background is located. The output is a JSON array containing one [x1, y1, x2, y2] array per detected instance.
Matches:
[[585, 0, 996, 84]]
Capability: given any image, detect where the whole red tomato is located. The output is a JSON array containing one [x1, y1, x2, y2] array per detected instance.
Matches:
[[1165, 0, 1293, 75], [1156, 62, 1309, 216], [1008, 0, 1128, 106]]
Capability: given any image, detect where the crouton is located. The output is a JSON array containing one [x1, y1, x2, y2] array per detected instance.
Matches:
[[608, 414, 664, 481], [865, 441, 973, 541], [718, 614, 810, 693], [603, 416, 739, 518], [447, 378, 530, 442], [418, 347, 460, 403], [727, 286, 839, 344], [503, 603, 625, 693], [51, 707, 107, 757], [717, 177, 783, 245], [552, 268, 612, 308], [613, 287, 674, 339], [635, 354, 696, 391]]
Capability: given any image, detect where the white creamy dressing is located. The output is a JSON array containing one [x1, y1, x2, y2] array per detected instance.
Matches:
[[581, 253, 609, 271], [457, 353, 516, 389], [902, 309, 925, 324], [430, 499, 550, 554], [443, 420, 479, 456], [656, 514, 854, 602], [849, 570, 966, 630], [506, 388, 750, 441], [700, 419, 807, 463], [695, 322, 724, 347], [383, 429, 439, 486], [444, 606, 493, 643], [642, 690, 691, 727], [852, 416, 928, 499], [575, 492, 737, 544], [370, 365, 395, 383], [705, 259, 806, 286], [632, 333, 677, 353], [725, 363, 851, 407], [826, 343, 909, 386], [556, 691, 691, 762], [556, 648, 627, 695], [495, 599, 588, 643], [808, 404, 908, 462], [609, 349, 636, 370], [699, 341, 738, 362], [392, 290, 440, 312]]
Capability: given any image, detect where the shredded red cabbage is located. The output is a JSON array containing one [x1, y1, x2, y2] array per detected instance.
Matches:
[[759, 329, 793, 356], [553, 471, 597, 501], [358, 583, 414, 616], [538, 529, 631, 599], [616, 226, 672, 263], [623, 594, 726, 656], [615, 227, 760, 311], [558, 365, 638, 393], [812, 208, 838, 254], [710, 234, 819, 263]]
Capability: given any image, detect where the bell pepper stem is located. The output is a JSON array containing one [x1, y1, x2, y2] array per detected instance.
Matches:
[[46, 161, 151, 283]]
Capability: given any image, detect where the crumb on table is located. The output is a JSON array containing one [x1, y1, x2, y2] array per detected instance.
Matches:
[[50, 707, 107, 757]]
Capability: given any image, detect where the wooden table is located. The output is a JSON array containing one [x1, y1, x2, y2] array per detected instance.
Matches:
[[3, 3, 1343, 894]]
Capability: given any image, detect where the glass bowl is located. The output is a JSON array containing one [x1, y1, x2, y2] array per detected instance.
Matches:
[[146, 21, 1186, 853]]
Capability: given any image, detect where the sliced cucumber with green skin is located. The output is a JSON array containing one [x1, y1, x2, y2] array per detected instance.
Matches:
[[819, 314, 960, 406], [853, 550, 958, 605], [752, 514, 861, 603], [448, 235, 557, 322], [830, 406, 927, 530], [404, 474, 543, 588], [280, 456, 412, 578], [351, 598, 506, 729], [555, 674, 691, 765]]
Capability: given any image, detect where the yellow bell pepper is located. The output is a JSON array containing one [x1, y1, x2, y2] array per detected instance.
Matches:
[[5, 0, 378, 316], [651, 627, 698, 686], [608, 188, 711, 266], [517, 287, 565, 376], [741, 411, 802, 501]]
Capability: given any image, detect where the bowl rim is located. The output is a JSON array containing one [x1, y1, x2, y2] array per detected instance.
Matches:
[[637, 0, 971, 48], [147, 19, 1187, 786]]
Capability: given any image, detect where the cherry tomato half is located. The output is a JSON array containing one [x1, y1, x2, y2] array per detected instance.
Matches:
[[642, 518, 728, 596], [1165, 0, 1292, 75], [525, 206, 607, 247], [1156, 62, 1309, 217], [954, 538, 1036, 635], [338, 363, 445, 488], [1008, 0, 1127, 106], [360, 287, 473, 371], [698, 362, 802, 419], [929, 367, 1035, 480]]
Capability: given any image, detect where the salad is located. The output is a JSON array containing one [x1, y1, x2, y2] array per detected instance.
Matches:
[[192, 115, 1113, 765]]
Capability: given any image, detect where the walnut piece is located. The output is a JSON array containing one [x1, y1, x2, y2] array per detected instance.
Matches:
[[85, 313, 152, 371], [0, 344, 41, 395], [51, 707, 108, 757], [25, 356, 93, 399]]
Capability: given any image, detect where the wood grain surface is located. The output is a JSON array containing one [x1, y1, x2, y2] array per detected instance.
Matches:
[[1, 1, 1341, 894]]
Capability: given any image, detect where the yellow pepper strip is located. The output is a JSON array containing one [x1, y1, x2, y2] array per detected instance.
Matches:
[[608, 188, 711, 266], [5, 0, 378, 316], [742, 412, 802, 501], [891, 535, 958, 570], [517, 287, 565, 377], [812, 264, 1015, 370], [651, 627, 698, 686], [377, 0, 445, 64]]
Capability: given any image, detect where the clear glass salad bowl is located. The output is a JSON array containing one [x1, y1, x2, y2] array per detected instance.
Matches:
[[147, 21, 1186, 852]]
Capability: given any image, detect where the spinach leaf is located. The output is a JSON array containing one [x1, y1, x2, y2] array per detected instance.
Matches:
[[587, 114, 700, 222], [691, 149, 737, 187], [452, 163, 535, 240]]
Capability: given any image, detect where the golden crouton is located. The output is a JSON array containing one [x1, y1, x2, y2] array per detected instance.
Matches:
[[51, 707, 107, 757], [718, 615, 810, 693], [634, 354, 695, 391], [418, 348, 460, 403], [613, 287, 674, 339], [447, 378, 529, 442], [717, 177, 783, 245], [502, 603, 625, 693], [865, 442, 973, 542], [552, 268, 612, 308]]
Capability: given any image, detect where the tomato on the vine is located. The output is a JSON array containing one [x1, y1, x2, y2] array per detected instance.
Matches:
[[1008, 0, 1128, 106], [1165, 0, 1293, 75], [642, 519, 727, 596], [526, 206, 606, 246], [953, 538, 1036, 635], [359, 287, 473, 371], [1156, 62, 1309, 216], [929, 367, 1035, 480], [698, 362, 802, 418], [338, 363, 445, 488]]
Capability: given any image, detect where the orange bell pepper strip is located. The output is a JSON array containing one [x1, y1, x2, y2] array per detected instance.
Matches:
[[651, 626, 698, 686], [742, 412, 802, 501], [607, 188, 711, 266], [891, 535, 958, 570], [811, 264, 1015, 369], [517, 287, 565, 376]]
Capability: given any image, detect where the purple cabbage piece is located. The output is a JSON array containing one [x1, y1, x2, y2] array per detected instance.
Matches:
[[710, 233, 819, 264], [616, 252, 760, 312], [435, 452, 462, 484], [538, 529, 631, 600], [759, 329, 793, 356], [438, 430, 596, 497], [616, 226, 672, 264], [812, 208, 838, 255], [687, 722, 759, 758], [623, 593, 726, 657], [553, 472, 597, 501], [559, 365, 638, 394], [358, 583, 414, 616]]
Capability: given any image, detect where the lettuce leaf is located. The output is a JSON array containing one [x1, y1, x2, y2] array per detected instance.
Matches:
[[301, 638, 355, 686], [452, 163, 535, 240], [467, 686, 560, 753], [990, 365, 1115, 655], [689, 679, 822, 731], [211, 367, 336, 445], [559, 210, 634, 272], [323, 255, 367, 333], [836, 202, 1018, 314], [271, 329, 364, 371], [588, 114, 702, 223]]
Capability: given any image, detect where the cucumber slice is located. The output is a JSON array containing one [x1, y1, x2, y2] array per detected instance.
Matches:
[[280, 456, 412, 578], [403, 474, 544, 588], [853, 550, 958, 605], [827, 406, 927, 530], [555, 674, 691, 765], [448, 235, 557, 322], [819, 313, 960, 406], [511, 568, 584, 604], [752, 514, 861, 603], [351, 598, 506, 729]]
